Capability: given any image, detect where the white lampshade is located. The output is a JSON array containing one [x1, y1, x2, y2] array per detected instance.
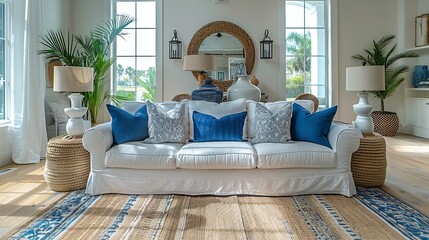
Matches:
[[54, 66, 94, 92], [346, 65, 385, 91], [183, 55, 216, 71]]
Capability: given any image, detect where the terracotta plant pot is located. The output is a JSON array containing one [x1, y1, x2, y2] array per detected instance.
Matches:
[[371, 111, 399, 136]]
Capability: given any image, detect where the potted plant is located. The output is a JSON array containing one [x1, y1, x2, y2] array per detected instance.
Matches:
[[352, 34, 418, 136], [39, 15, 134, 124]]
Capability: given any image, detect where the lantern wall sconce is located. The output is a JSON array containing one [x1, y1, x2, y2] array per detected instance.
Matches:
[[260, 29, 273, 59], [169, 30, 182, 59]]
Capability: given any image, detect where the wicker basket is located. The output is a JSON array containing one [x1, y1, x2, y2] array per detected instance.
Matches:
[[44, 135, 90, 192], [371, 111, 399, 136], [351, 133, 387, 187]]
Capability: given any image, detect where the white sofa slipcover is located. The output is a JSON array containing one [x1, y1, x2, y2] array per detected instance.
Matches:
[[83, 100, 362, 197]]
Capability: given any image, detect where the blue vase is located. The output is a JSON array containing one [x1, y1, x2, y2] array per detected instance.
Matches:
[[412, 65, 429, 87]]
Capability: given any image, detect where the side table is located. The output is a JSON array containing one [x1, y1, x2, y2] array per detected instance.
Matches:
[[44, 135, 90, 192], [351, 133, 387, 187]]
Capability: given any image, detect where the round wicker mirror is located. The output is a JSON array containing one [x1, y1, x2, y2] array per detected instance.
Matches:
[[187, 21, 255, 82]]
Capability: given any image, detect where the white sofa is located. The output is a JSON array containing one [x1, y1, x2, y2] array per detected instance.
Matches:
[[82, 99, 362, 197]]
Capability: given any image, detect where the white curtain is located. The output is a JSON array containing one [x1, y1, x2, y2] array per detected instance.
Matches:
[[12, 0, 47, 164]]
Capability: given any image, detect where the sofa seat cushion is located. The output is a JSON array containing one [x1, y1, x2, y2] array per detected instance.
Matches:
[[176, 141, 256, 169], [253, 142, 335, 169], [106, 142, 184, 169]]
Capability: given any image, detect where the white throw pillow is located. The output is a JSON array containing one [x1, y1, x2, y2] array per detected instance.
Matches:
[[188, 99, 247, 140], [48, 102, 68, 123], [246, 100, 314, 139]]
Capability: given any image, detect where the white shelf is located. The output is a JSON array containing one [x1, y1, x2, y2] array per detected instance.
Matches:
[[408, 45, 429, 52], [407, 88, 429, 91]]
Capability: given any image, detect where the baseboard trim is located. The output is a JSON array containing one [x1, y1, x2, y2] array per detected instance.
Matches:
[[0, 168, 16, 176]]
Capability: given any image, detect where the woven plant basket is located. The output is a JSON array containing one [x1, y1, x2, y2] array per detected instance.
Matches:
[[351, 133, 386, 187], [44, 136, 90, 192], [371, 111, 399, 136]]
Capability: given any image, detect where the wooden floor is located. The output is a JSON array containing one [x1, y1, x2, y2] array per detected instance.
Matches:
[[0, 133, 428, 237]]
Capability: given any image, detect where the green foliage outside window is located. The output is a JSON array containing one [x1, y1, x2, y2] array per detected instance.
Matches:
[[286, 32, 311, 99], [116, 65, 156, 102]]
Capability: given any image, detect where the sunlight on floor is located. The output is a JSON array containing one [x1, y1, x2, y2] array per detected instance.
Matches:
[[393, 145, 429, 153]]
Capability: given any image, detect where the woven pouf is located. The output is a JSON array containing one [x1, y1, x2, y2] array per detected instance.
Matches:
[[44, 135, 90, 192], [351, 133, 387, 187]]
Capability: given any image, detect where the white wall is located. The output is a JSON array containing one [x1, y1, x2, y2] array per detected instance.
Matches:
[[336, 0, 398, 123]]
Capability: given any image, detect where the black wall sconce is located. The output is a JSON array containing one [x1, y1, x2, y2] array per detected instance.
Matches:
[[260, 29, 273, 59], [169, 30, 182, 59]]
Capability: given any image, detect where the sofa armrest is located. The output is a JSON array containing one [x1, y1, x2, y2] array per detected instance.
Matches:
[[82, 122, 113, 170], [328, 122, 362, 169]]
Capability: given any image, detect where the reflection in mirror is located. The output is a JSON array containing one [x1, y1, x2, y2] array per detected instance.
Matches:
[[187, 21, 255, 83], [198, 33, 244, 81]]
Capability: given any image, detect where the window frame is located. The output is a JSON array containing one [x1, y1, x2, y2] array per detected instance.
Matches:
[[111, 0, 163, 102], [0, 0, 10, 124], [281, 0, 334, 109]]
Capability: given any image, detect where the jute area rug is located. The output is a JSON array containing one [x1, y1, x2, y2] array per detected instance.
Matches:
[[3, 188, 429, 240]]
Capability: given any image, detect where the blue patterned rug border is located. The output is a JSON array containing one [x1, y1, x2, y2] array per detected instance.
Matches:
[[100, 195, 138, 240], [9, 188, 429, 240], [10, 190, 99, 240], [355, 187, 429, 240]]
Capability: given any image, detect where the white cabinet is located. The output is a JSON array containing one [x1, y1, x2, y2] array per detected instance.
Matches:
[[405, 97, 429, 138]]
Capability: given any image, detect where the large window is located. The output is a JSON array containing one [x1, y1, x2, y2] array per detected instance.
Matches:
[[113, 0, 157, 102], [285, 0, 329, 109], [0, 1, 8, 121]]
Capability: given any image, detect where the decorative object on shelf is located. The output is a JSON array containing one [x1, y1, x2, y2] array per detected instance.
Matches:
[[227, 75, 261, 102], [169, 30, 182, 59], [352, 34, 418, 136], [54, 66, 94, 136], [183, 55, 223, 103], [260, 29, 273, 59], [415, 14, 429, 47], [217, 71, 225, 80], [412, 65, 429, 87], [346, 64, 385, 135]]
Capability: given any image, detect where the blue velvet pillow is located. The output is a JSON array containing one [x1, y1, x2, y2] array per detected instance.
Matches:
[[106, 104, 149, 144], [193, 111, 247, 142], [291, 104, 337, 148]]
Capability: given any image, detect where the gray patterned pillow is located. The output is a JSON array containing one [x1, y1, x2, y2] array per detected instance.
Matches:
[[144, 101, 187, 143], [252, 102, 293, 144]]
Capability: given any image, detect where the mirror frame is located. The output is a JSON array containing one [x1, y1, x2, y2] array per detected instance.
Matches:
[[187, 21, 255, 80]]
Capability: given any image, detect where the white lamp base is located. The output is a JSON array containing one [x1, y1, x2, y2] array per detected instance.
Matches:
[[352, 92, 374, 135], [64, 93, 88, 136]]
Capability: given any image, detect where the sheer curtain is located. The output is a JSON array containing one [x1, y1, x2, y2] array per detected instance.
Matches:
[[12, 0, 47, 164]]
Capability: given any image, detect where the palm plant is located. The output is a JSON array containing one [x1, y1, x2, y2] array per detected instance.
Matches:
[[39, 15, 134, 124], [286, 32, 311, 98], [352, 35, 418, 112], [286, 32, 312, 73], [137, 67, 156, 102]]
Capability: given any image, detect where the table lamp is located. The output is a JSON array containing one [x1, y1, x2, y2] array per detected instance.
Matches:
[[183, 55, 223, 103], [54, 66, 94, 136], [346, 65, 385, 135]]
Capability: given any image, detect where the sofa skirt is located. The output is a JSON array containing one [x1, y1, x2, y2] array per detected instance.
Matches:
[[86, 168, 356, 197]]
